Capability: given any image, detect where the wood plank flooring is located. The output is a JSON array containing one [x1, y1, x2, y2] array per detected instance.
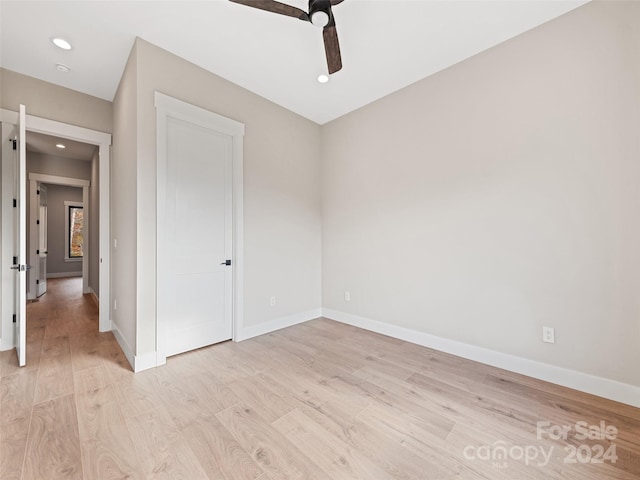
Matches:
[[1, 277, 639, 479]]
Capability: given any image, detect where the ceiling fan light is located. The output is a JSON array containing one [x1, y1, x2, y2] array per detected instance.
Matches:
[[310, 10, 330, 27], [317, 74, 329, 84]]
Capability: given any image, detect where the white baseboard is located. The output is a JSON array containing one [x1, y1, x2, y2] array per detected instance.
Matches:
[[110, 320, 158, 373], [322, 309, 640, 408], [110, 321, 135, 371], [127, 309, 322, 372], [47, 271, 82, 279], [134, 352, 158, 373], [1, 333, 14, 351], [236, 308, 322, 342], [88, 287, 99, 307]]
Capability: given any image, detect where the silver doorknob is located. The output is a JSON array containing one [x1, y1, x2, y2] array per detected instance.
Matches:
[[10, 265, 31, 271]]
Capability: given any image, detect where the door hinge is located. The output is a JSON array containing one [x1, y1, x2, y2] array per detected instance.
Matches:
[[12, 139, 17, 150], [36, 219, 40, 225], [13, 199, 17, 208], [13, 314, 16, 324], [36, 279, 39, 285]]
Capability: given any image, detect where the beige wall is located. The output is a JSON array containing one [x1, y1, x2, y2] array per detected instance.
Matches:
[[0, 68, 112, 133], [27, 151, 92, 180], [321, 1, 640, 387], [112, 43, 139, 352], [129, 38, 322, 355]]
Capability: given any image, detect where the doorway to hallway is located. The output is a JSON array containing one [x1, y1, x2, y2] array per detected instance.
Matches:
[[1, 106, 111, 367]]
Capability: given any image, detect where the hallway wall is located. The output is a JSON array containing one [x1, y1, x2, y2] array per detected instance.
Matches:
[[0, 68, 113, 133]]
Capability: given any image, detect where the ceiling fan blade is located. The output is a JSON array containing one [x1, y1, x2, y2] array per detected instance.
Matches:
[[323, 24, 342, 74], [330, 0, 345, 5], [229, 0, 309, 21]]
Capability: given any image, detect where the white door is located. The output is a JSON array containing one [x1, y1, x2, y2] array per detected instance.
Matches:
[[13, 105, 27, 366], [36, 184, 47, 297], [159, 115, 233, 357]]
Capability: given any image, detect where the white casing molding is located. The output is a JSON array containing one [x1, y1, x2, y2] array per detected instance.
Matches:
[[155, 92, 244, 367], [28, 174, 90, 297]]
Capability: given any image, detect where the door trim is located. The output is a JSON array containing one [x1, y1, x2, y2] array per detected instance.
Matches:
[[28, 175, 90, 299], [0, 108, 112, 334], [155, 92, 245, 366]]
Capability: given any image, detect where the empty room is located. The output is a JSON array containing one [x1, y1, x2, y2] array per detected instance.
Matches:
[[0, 1, 638, 479]]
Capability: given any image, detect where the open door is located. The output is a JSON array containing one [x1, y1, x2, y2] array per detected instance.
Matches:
[[36, 184, 48, 297], [13, 104, 27, 366]]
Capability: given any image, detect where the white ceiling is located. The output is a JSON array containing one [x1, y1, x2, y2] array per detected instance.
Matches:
[[0, 0, 588, 125]]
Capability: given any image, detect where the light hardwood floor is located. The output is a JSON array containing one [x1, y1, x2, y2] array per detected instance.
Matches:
[[1, 277, 639, 479]]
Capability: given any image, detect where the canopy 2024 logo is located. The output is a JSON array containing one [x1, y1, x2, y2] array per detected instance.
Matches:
[[537, 420, 618, 465], [462, 420, 618, 469]]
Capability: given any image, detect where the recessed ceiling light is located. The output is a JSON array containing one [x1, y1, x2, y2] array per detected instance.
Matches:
[[56, 63, 71, 72], [56, 144, 66, 149], [52, 38, 72, 50], [317, 74, 329, 84]]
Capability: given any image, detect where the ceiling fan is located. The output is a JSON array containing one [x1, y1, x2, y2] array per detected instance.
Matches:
[[230, 0, 345, 74]]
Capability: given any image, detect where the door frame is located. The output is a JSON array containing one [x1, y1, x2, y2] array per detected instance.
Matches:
[[155, 92, 245, 366], [28, 175, 90, 299], [1, 108, 112, 335]]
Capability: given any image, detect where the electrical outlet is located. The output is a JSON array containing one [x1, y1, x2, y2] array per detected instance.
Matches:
[[270, 296, 276, 307], [344, 291, 351, 302], [542, 326, 555, 344]]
